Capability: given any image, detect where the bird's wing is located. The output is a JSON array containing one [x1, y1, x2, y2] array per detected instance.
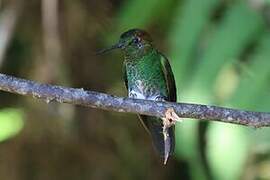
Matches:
[[158, 53, 176, 162], [122, 64, 128, 90], [159, 53, 177, 102]]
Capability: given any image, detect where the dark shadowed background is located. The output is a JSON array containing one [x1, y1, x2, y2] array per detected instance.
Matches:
[[0, 0, 270, 179]]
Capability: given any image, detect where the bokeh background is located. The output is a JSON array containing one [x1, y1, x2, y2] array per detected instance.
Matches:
[[0, 0, 269, 179]]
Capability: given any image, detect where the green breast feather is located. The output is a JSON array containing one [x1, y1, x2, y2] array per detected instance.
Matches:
[[123, 51, 176, 101]]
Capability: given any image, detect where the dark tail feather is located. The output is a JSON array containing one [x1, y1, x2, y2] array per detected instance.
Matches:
[[138, 115, 175, 164]]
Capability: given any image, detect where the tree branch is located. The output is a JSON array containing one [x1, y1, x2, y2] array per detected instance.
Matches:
[[0, 73, 269, 127]]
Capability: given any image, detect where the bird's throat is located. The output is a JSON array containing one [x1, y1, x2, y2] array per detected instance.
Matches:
[[123, 45, 154, 60]]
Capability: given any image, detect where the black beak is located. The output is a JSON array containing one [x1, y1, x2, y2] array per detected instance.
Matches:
[[96, 42, 122, 55]]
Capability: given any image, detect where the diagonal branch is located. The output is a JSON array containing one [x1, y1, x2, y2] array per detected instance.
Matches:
[[0, 73, 269, 127]]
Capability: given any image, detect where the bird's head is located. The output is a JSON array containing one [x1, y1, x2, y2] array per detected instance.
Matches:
[[97, 29, 153, 56]]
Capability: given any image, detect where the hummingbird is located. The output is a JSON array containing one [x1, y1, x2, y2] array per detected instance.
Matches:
[[98, 28, 177, 164]]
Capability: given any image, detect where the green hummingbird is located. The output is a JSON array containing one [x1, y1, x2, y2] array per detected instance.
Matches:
[[98, 29, 177, 164]]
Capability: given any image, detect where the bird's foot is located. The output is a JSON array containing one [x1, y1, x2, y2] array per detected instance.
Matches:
[[162, 107, 182, 128], [128, 92, 137, 98]]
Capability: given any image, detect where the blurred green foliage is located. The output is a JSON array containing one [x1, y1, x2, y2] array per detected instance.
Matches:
[[0, 108, 24, 142], [115, 0, 270, 179], [0, 0, 270, 180]]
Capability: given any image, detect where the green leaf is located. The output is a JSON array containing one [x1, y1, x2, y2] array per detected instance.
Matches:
[[116, 0, 174, 31], [186, 2, 264, 103], [229, 33, 270, 109], [0, 108, 24, 142], [168, 0, 220, 91], [207, 123, 251, 180]]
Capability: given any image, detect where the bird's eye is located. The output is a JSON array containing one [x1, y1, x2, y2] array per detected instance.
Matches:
[[133, 37, 139, 44]]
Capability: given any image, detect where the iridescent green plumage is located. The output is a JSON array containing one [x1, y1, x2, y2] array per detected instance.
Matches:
[[98, 29, 177, 164]]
